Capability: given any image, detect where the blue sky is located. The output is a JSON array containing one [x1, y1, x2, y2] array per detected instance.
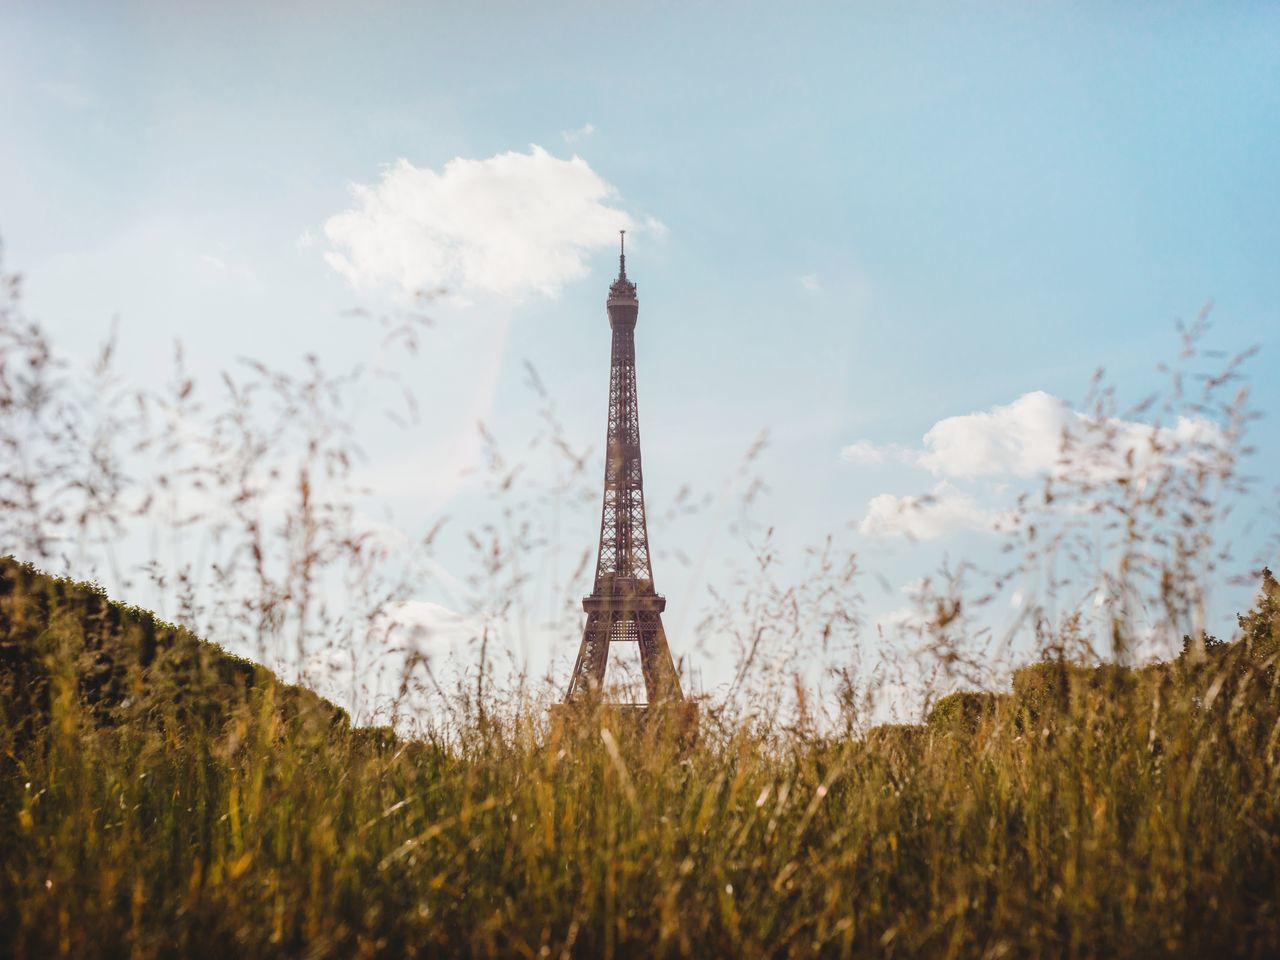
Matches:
[[3, 2, 1278, 711]]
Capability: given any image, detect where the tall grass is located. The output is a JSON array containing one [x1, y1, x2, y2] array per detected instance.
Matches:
[[2, 249, 1279, 957], [4, 558, 1277, 957]]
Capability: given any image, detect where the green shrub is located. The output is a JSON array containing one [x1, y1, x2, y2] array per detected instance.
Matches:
[[926, 691, 997, 734]]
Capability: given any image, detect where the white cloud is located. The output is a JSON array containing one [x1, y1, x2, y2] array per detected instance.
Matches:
[[642, 215, 670, 240], [919, 392, 1225, 482], [800, 273, 820, 292], [198, 250, 256, 283], [381, 599, 481, 647], [918, 391, 1074, 478], [848, 389, 1228, 542], [841, 440, 915, 466], [330, 598, 492, 728], [561, 122, 596, 144], [323, 145, 658, 301], [846, 390, 1224, 483], [876, 605, 925, 634], [840, 440, 886, 465], [859, 482, 1003, 540]]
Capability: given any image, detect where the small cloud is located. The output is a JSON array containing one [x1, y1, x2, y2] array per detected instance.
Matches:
[[561, 122, 596, 144], [380, 599, 480, 646], [876, 605, 925, 635], [840, 440, 915, 467], [859, 482, 1002, 541], [840, 441, 886, 466], [296, 229, 316, 249], [198, 250, 256, 283], [800, 273, 820, 292], [642, 215, 669, 240]]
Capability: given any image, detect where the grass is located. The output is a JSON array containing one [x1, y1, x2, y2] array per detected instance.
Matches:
[[3, 556, 1279, 958]]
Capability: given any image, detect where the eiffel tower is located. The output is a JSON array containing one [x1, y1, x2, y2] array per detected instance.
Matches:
[[564, 232, 684, 705]]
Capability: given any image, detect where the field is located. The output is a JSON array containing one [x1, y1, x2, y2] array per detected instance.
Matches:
[[3, 556, 1278, 958]]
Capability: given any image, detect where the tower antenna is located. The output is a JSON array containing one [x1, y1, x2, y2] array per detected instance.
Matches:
[[619, 229, 626, 277]]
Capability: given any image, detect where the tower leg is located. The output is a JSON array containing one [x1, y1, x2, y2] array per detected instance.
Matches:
[[567, 611, 610, 699], [637, 611, 683, 702]]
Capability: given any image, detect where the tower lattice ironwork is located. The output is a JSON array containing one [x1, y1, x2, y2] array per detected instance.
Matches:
[[564, 232, 684, 704]]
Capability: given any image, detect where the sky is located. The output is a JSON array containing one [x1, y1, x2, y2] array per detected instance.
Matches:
[[3, 1, 1278, 716]]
